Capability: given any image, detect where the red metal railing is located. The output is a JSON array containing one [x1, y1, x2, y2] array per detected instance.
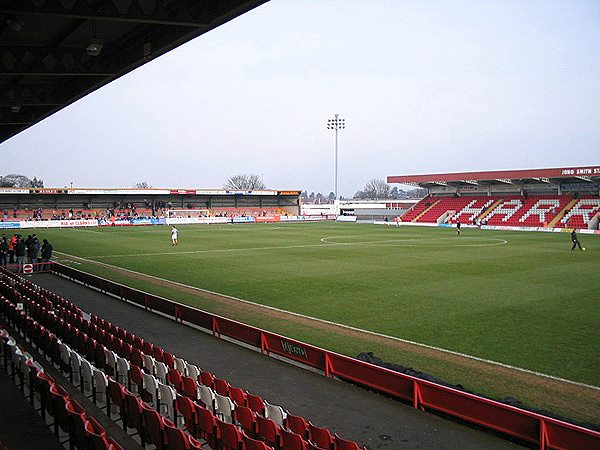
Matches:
[[51, 263, 600, 450]]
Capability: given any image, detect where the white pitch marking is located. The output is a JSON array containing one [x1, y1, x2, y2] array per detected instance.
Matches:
[[53, 249, 600, 392]]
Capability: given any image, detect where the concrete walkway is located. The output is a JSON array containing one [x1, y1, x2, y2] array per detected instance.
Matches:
[[31, 273, 524, 450]]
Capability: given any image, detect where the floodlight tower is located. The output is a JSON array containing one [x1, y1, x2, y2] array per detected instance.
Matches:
[[327, 114, 345, 199]]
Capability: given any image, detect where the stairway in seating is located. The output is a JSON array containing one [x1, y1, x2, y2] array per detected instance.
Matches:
[[547, 198, 578, 228], [412, 199, 440, 222], [477, 198, 504, 222]]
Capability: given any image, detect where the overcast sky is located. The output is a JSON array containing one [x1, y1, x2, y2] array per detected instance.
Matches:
[[3, 0, 599, 196]]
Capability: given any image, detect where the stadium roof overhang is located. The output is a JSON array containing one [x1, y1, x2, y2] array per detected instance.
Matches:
[[387, 166, 600, 189], [0, 0, 268, 144]]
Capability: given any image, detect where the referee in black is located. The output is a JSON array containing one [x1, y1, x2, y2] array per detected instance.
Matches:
[[456, 220, 461, 236], [571, 228, 585, 251]]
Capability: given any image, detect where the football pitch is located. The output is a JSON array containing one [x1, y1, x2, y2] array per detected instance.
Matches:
[[29, 222, 600, 420]]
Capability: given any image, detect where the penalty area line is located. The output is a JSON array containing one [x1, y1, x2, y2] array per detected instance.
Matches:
[[54, 250, 598, 392]]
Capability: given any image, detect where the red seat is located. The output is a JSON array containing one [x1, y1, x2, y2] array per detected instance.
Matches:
[[308, 422, 333, 450], [66, 399, 88, 449], [334, 434, 364, 450], [235, 405, 256, 436], [286, 413, 309, 438], [247, 392, 265, 415], [214, 377, 230, 396], [218, 418, 244, 450], [129, 364, 144, 393], [199, 370, 214, 388], [163, 416, 191, 450], [85, 416, 109, 450], [123, 389, 144, 438], [182, 376, 199, 400], [282, 428, 308, 450], [141, 401, 165, 450], [176, 393, 197, 434], [195, 404, 218, 448], [167, 368, 184, 391], [229, 386, 247, 407], [256, 415, 280, 449], [107, 378, 125, 419], [243, 432, 272, 450]]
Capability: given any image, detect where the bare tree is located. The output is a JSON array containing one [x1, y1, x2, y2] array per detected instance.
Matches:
[[0, 174, 44, 188], [362, 178, 391, 199], [133, 181, 152, 188], [223, 174, 266, 190]]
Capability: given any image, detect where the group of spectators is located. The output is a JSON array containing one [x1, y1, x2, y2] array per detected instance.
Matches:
[[0, 233, 53, 269]]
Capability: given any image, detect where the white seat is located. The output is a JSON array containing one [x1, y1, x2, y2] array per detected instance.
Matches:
[[155, 361, 168, 384], [80, 358, 94, 393], [215, 393, 236, 423], [115, 356, 130, 385], [58, 341, 71, 372], [198, 384, 216, 412], [143, 372, 160, 407], [174, 357, 187, 375], [157, 382, 177, 420], [92, 368, 108, 405], [104, 349, 118, 375], [185, 363, 200, 380], [143, 354, 156, 375], [70, 351, 82, 384], [264, 400, 287, 426]]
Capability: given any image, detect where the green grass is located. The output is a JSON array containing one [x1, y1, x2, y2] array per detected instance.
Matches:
[[31, 222, 600, 388]]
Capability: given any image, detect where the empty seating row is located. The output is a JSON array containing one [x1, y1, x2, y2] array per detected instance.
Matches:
[[401, 194, 600, 228], [0, 326, 123, 450], [0, 268, 366, 450]]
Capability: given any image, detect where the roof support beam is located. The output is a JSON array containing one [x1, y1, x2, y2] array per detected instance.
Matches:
[[1, 1, 210, 27]]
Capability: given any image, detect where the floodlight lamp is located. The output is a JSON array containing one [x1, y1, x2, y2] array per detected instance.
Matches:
[[86, 39, 104, 56]]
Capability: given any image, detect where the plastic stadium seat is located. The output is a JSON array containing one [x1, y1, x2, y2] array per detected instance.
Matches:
[[281, 427, 308, 450], [143, 353, 156, 374], [152, 345, 165, 363], [176, 393, 197, 433], [214, 377, 230, 396], [235, 405, 257, 436], [243, 432, 272, 450], [286, 413, 309, 438], [141, 400, 165, 450], [256, 415, 281, 449], [265, 400, 287, 427], [229, 385, 248, 407], [199, 370, 215, 388], [174, 357, 187, 374], [80, 357, 94, 394], [334, 434, 364, 450], [65, 399, 88, 449], [195, 404, 218, 449], [115, 356, 130, 386], [247, 392, 265, 415], [85, 416, 109, 450], [104, 348, 117, 376], [158, 382, 177, 421], [143, 372, 160, 407], [167, 368, 183, 391], [198, 384, 216, 412], [92, 368, 108, 405], [155, 361, 169, 384], [162, 351, 175, 369], [107, 378, 126, 419], [182, 375, 199, 400], [163, 416, 190, 450], [129, 364, 144, 394], [185, 363, 200, 380], [308, 422, 334, 450], [130, 348, 144, 368], [123, 389, 145, 437], [218, 418, 244, 450], [215, 392, 236, 423]]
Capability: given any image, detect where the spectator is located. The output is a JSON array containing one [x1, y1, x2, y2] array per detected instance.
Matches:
[[15, 236, 26, 268], [41, 239, 53, 270], [8, 234, 17, 264], [0, 235, 7, 266]]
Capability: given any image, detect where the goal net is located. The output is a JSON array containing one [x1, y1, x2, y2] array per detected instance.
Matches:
[[166, 209, 210, 219]]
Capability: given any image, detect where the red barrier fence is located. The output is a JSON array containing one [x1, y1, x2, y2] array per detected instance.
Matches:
[[51, 263, 600, 450]]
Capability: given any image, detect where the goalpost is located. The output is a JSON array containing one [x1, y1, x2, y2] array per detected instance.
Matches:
[[165, 209, 210, 219]]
